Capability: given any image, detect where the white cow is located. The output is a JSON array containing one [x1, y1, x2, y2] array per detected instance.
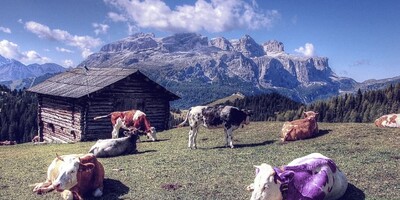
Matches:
[[247, 153, 348, 200], [88, 131, 138, 158]]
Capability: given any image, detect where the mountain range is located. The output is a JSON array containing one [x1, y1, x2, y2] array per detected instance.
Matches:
[[1, 33, 399, 108], [0, 55, 66, 90], [78, 33, 400, 108]]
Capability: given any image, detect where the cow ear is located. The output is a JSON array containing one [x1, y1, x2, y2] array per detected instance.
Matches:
[[79, 163, 95, 172], [254, 165, 260, 175]]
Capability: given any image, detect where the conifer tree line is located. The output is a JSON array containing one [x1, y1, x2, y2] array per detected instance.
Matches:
[[229, 83, 400, 123], [0, 85, 37, 143], [1, 83, 399, 143]]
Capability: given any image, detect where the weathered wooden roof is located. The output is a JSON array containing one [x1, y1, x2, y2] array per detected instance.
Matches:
[[28, 67, 180, 100]]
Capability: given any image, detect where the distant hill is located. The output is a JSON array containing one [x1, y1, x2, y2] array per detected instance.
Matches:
[[0, 54, 66, 90], [206, 92, 245, 106]]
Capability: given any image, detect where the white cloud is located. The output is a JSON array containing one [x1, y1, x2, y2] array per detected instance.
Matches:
[[63, 59, 74, 67], [24, 21, 102, 58], [108, 12, 127, 22], [0, 26, 11, 34], [93, 23, 110, 35], [56, 47, 74, 53], [0, 40, 50, 64], [105, 0, 280, 33], [295, 43, 315, 57]]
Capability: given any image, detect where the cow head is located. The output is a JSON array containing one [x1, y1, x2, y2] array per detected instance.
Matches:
[[52, 154, 95, 192], [303, 111, 318, 119], [242, 109, 252, 125], [247, 163, 282, 200]]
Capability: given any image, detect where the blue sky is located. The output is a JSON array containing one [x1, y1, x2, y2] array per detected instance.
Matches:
[[0, 0, 399, 82]]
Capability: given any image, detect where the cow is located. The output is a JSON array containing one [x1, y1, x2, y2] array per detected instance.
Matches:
[[247, 153, 348, 200], [32, 153, 104, 200], [0, 140, 16, 145], [177, 105, 251, 149], [88, 130, 138, 158], [281, 111, 319, 142], [374, 114, 400, 128], [94, 109, 156, 141]]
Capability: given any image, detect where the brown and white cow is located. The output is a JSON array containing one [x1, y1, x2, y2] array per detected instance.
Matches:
[[94, 109, 156, 141], [177, 105, 251, 149], [88, 130, 138, 158], [374, 114, 400, 128], [32, 153, 104, 200], [281, 111, 319, 142]]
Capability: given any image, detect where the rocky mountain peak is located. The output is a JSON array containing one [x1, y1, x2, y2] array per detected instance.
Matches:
[[210, 37, 233, 51], [100, 32, 158, 53], [161, 33, 209, 52], [262, 40, 284, 54], [230, 34, 264, 57]]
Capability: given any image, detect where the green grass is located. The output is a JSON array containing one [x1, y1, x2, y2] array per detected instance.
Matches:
[[0, 122, 399, 200]]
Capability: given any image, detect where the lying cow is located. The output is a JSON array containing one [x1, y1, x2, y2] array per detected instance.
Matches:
[[32, 153, 104, 200], [94, 109, 156, 141], [281, 111, 319, 141], [88, 130, 138, 158], [247, 153, 348, 200], [178, 105, 251, 149], [0, 140, 16, 145], [374, 113, 400, 128]]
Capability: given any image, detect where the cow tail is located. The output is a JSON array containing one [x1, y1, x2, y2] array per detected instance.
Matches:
[[93, 113, 112, 120], [176, 108, 191, 128]]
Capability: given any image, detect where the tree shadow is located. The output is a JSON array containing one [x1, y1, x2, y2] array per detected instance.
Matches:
[[339, 183, 365, 200], [86, 178, 129, 200], [210, 140, 276, 149]]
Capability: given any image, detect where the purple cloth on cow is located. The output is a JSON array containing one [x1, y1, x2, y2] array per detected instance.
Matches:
[[274, 158, 337, 200]]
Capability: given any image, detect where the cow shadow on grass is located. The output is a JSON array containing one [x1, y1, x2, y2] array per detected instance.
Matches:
[[315, 129, 332, 138], [86, 178, 129, 200], [339, 183, 365, 200], [139, 138, 170, 143], [211, 140, 276, 149]]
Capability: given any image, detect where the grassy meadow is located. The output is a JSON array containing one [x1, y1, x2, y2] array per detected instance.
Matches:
[[0, 122, 399, 200]]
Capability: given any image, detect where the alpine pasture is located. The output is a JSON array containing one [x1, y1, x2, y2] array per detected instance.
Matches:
[[0, 122, 398, 200]]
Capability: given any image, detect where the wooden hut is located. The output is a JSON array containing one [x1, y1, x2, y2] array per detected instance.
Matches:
[[28, 67, 179, 143]]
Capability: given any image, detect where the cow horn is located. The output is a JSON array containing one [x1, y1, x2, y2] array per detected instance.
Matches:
[[56, 153, 64, 161]]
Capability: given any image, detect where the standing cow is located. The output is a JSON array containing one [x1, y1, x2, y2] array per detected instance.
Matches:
[[178, 105, 251, 149], [32, 153, 104, 200], [88, 130, 138, 158], [374, 114, 400, 128], [281, 111, 319, 141], [247, 153, 348, 200], [94, 109, 156, 141]]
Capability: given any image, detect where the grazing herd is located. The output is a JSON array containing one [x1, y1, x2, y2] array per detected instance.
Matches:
[[29, 106, 399, 199]]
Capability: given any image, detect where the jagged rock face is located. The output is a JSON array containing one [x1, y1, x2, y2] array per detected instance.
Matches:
[[230, 35, 265, 57], [263, 40, 284, 54], [79, 32, 357, 107], [210, 37, 233, 51]]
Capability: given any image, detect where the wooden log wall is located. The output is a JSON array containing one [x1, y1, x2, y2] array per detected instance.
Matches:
[[86, 74, 172, 139], [39, 95, 83, 143]]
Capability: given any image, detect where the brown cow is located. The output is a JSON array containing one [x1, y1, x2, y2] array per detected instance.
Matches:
[[375, 114, 400, 128], [94, 109, 156, 141], [32, 153, 104, 200], [281, 111, 319, 141]]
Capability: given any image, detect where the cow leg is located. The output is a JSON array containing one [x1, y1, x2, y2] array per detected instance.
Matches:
[[188, 127, 195, 149], [225, 125, 234, 148], [193, 126, 199, 149], [60, 190, 73, 200], [32, 180, 54, 194], [112, 118, 123, 139]]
